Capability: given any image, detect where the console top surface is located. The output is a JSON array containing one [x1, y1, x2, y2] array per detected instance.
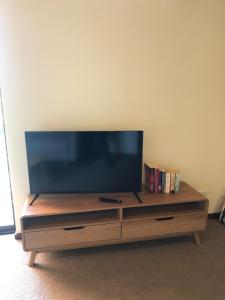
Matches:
[[22, 182, 208, 218]]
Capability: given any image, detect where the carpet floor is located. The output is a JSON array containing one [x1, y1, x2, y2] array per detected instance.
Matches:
[[0, 219, 224, 300]]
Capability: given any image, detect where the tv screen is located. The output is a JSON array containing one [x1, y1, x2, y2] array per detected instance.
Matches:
[[25, 131, 143, 194]]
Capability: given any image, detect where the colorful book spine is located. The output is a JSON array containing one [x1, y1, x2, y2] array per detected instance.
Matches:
[[164, 171, 171, 194], [174, 171, 180, 193], [158, 171, 163, 193], [170, 170, 176, 193], [161, 169, 166, 192], [154, 166, 159, 193], [144, 162, 180, 194], [144, 164, 150, 191], [149, 168, 153, 192], [145, 164, 151, 192]]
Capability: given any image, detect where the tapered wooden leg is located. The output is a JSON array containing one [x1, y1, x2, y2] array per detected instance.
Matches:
[[193, 232, 201, 245], [29, 251, 37, 267]]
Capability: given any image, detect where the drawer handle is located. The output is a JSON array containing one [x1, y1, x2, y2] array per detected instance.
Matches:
[[63, 226, 85, 231], [156, 217, 174, 221]]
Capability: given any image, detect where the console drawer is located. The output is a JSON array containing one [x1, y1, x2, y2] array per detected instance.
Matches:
[[24, 223, 121, 250], [122, 214, 207, 240]]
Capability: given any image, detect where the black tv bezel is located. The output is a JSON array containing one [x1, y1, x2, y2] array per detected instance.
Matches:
[[25, 130, 143, 195]]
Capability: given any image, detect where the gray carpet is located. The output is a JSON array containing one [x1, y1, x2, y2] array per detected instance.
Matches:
[[0, 219, 224, 300]]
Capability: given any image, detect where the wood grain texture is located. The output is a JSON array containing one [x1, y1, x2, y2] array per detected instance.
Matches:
[[25, 231, 198, 254], [24, 223, 121, 250], [28, 250, 37, 267], [123, 202, 205, 221], [24, 192, 138, 217], [140, 182, 207, 205], [20, 181, 209, 264], [23, 209, 120, 232], [193, 232, 201, 245], [122, 214, 207, 240], [23, 182, 207, 218]]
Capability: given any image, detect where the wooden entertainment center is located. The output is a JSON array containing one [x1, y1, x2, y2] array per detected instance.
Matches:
[[21, 182, 208, 267]]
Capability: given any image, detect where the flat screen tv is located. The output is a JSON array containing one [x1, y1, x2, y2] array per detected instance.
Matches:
[[25, 131, 143, 195]]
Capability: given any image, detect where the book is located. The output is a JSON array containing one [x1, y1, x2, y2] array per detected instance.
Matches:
[[144, 163, 154, 192], [158, 170, 163, 193], [145, 162, 180, 194], [144, 164, 151, 191], [144, 162, 157, 193], [170, 170, 176, 193], [153, 166, 159, 193], [164, 171, 171, 193], [144, 164, 150, 191], [161, 169, 166, 192], [149, 167, 154, 192], [174, 171, 180, 193]]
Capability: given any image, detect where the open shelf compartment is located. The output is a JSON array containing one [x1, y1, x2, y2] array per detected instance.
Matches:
[[22, 209, 120, 231], [122, 201, 206, 221]]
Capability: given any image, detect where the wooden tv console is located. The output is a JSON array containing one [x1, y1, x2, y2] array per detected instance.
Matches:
[[21, 182, 208, 267]]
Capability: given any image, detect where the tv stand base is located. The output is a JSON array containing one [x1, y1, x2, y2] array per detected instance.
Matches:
[[134, 192, 142, 203], [28, 230, 202, 267], [21, 182, 208, 267], [193, 232, 201, 245], [29, 250, 37, 267], [29, 194, 39, 206]]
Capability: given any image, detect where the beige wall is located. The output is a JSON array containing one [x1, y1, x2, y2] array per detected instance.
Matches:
[[0, 0, 225, 231]]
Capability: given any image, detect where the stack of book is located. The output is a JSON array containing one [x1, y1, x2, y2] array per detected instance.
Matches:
[[144, 162, 180, 194]]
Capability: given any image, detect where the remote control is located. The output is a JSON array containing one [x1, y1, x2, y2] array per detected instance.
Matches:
[[99, 197, 122, 204]]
